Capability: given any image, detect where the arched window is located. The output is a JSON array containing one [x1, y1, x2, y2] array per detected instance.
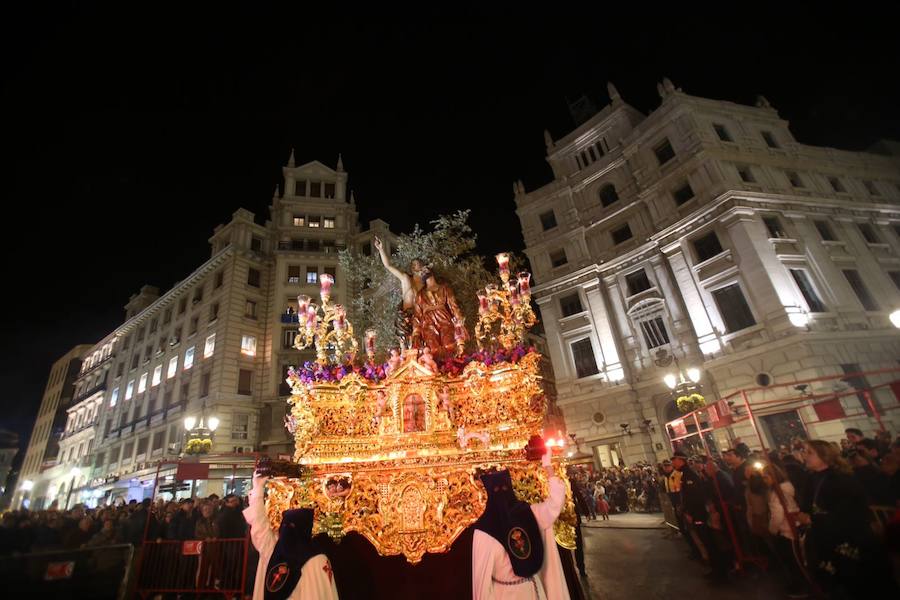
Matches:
[[599, 184, 619, 207]]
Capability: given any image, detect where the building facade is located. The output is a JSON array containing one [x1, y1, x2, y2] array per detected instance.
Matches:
[[515, 80, 900, 467], [39, 155, 395, 507], [13, 344, 92, 509]]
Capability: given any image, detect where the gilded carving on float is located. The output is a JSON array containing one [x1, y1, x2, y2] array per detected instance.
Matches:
[[265, 252, 576, 563]]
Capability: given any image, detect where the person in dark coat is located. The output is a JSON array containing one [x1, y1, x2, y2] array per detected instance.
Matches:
[[217, 494, 248, 538], [674, 451, 729, 583], [797, 440, 898, 599]]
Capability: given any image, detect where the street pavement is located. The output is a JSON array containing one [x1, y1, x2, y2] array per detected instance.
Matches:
[[577, 512, 780, 600]]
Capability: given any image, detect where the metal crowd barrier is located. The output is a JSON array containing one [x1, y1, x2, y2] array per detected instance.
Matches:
[[136, 537, 249, 598], [0, 543, 134, 599]]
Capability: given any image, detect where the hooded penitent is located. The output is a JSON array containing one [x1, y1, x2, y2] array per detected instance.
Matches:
[[264, 508, 318, 600], [473, 469, 544, 577]]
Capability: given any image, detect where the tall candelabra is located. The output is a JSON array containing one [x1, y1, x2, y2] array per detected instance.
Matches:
[[475, 253, 537, 351], [294, 274, 359, 365]]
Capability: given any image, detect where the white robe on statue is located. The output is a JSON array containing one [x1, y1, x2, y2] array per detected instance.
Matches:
[[243, 481, 340, 600], [472, 476, 570, 600]]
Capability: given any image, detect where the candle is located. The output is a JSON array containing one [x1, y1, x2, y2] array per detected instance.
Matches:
[[517, 272, 531, 296], [365, 329, 377, 356], [306, 303, 318, 330], [297, 294, 311, 315], [508, 283, 520, 307], [496, 252, 510, 278], [319, 273, 335, 300], [477, 291, 488, 316], [334, 304, 346, 332]]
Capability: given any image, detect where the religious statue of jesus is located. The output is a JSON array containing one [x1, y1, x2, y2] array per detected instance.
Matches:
[[374, 236, 424, 342], [411, 266, 468, 359]]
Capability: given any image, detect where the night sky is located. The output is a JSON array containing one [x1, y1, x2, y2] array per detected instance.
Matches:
[[3, 8, 899, 447]]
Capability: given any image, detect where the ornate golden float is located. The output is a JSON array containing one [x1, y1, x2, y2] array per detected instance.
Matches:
[[264, 255, 576, 564]]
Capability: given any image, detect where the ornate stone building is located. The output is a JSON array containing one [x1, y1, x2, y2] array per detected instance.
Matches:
[[40, 155, 396, 505], [515, 80, 900, 466]]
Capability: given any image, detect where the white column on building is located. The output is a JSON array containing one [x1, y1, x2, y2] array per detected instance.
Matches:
[[722, 209, 803, 323], [535, 296, 572, 382], [583, 279, 624, 381], [661, 243, 721, 355]]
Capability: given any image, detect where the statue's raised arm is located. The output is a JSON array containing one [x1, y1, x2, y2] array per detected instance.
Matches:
[[374, 236, 417, 311]]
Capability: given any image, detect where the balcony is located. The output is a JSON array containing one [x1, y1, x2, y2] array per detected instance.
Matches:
[[79, 354, 113, 378], [72, 381, 107, 404], [277, 240, 345, 253], [281, 313, 301, 324]]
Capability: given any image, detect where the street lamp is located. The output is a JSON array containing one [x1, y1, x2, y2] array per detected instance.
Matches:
[[184, 401, 218, 455], [21, 479, 34, 492], [890, 309, 900, 329], [664, 364, 705, 413]]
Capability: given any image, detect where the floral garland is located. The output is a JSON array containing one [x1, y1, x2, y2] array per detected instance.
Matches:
[[185, 438, 212, 455], [676, 393, 705, 413], [287, 345, 536, 385]]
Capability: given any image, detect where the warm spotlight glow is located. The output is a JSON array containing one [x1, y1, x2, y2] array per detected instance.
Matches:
[[21, 480, 34, 491], [686, 368, 701, 383], [663, 373, 677, 389], [207, 416, 220, 432], [890, 309, 900, 328], [184, 416, 197, 431]]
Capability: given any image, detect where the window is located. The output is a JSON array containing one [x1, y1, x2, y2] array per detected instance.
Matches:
[[209, 303, 220, 321], [204, 334, 216, 358], [858, 223, 880, 244], [786, 171, 804, 188], [588, 146, 597, 161], [829, 177, 845, 193], [841, 363, 875, 416], [232, 414, 250, 439], [540, 211, 557, 230], [288, 265, 301, 284], [712, 283, 757, 333], [171, 326, 182, 346], [126, 380, 136, 401], [137, 326, 145, 342], [889, 271, 900, 291], [308, 216, 320, 228], [294, 180, 306, 196], [790, 269, 827, 313], [251, 237, 262, 252], [152, 431, 165, 452], [193, 286, 204, 304], [190, 317, 199, 335], [293, 215, 306, 227], [131, 354, 140, 370], [763, 216, 787, 239], [639, 316, 670, 349], [611, 224, 633, 245], [673, 182, 695, 206], [116, 362, 124, 377], [181, 381, 190, 403], [761, 131, 779, 149], [200, 372, 210, 397], [152, 365, 162, 387], [737, 165, 755, 183], [136, 436, 148, 456], [842, 270, 878, 311], [324, 266, 336, 284], [560, 293, 584, 318], [550, 249, 568, 268], [599, 184, 619, 207], [654, 138, 675, 165], [238, 370, 253, 395], [324, 183, 335, 199], [213, 271, 224, 289], [307, 239, 320, 251], [283, 329, 298, 349], [713, 124, 732, 142], [149, 318, 158, 334], [247, 268, 261, 287], [323, 217, 335, 229], [863, 180, 879, 196], [893, 224, 900, 239], [178, 298, 187, 315], [241, 335, 257, 357], [184, 347, 195, 370], [693, 231, 724, 262], [136, 373, 147, 394], [245, 299, 257, 319], [306, 269, 318, 284], [571, 339, 599, 379], [310, 182, 321, 197], [814, 220, 837, 241], [280, 365, 293, 396], [167, 356, 178, 379], [625, 270, 652, 296], [163, 386, 173, 408], [110, 387, 119, 407]]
